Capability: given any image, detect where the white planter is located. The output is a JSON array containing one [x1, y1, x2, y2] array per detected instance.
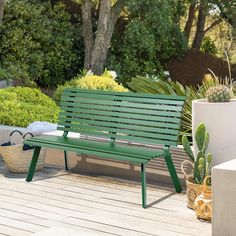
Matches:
[[192, 99, 236, 166]]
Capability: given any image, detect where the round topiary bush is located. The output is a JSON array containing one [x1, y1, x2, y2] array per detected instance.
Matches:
[[54, 74, 128, 104], [0, 87, 59, 127]]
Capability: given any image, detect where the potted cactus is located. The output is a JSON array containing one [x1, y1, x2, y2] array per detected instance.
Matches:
[[182, 123, 212, 209], [192, 83, 236, 167]]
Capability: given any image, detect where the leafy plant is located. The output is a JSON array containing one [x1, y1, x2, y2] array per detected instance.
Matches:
[[182, 123, 212, 184], [107, 0, 187, 78], [201, 37, 217, 55], [54, 74, 128, 104], [127, 74, 232, 137], [0, 0, 82, 88], [0, 87, 59, 127]]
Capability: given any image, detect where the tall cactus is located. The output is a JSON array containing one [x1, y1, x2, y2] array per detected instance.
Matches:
[[182, 123, 212, 184]]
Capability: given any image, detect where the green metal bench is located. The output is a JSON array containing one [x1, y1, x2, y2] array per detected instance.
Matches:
[[25, 88, 185, 208]]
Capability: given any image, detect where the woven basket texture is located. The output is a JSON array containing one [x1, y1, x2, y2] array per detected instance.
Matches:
[[0, 145, 45, 173], [186, 178, 204, 209]]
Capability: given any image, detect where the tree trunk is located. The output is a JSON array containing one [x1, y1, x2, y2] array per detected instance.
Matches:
[[230, 11, 236, 65], [183, 2, 196, 44], [81, 0, 94, 70], [83, 0, 124, 75], [90, 0, 111, 74], [192, 1, 207, 49], [0, 0, 5, 25]]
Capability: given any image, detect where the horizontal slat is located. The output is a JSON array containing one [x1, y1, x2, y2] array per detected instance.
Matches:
[[61, 96, 183, 111], [57, 126, 114, 139], [58, 117, 179, 134], [63, 88, 185, 101], [62, 94, 184, 106], [60, 103, 182, 118], [59, 110, 180, 123], [59, 114, 180, 129], [26, 135, 163, 158], [25, 139, 149, 164], [58, 122, 178, 141], [57, 127, 177, 146]]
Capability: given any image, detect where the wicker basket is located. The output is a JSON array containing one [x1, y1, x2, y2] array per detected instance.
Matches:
[[181, 160, 204, 209], [186, 178, 204, 209], [0, 144, 46, 173], [194, 176, 212, 221]]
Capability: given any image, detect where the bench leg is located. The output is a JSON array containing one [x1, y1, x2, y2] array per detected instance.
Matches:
[[141, 163, 147, 208], [64, 150, 68, 171], [26, 146, 41, 182], [164, 152, 182, 193]]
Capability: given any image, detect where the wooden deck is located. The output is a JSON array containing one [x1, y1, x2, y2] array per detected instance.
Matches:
[[0, 161, 211, 236]]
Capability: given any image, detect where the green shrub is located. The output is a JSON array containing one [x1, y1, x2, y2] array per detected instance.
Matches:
[[54, 74, 128, 104], [0, 0, 82, 88], [107, 0, 187, 79], [0, 87, 59, 127], [201, 37, 217, 55]]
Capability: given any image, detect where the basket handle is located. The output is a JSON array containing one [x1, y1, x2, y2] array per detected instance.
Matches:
[[181, 160, 194, 179], [9, 130, 23, 144], [22, 132, 34, 151], [23, 132, 34, 140], [9, 130, 23, 137]]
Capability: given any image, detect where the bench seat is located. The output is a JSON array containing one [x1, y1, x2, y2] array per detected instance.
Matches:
[[25, 135, 163, 164]]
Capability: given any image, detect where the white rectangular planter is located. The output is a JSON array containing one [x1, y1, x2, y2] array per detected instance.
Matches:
[[212, 159, 236, 236], [192, 99, 236, 166]]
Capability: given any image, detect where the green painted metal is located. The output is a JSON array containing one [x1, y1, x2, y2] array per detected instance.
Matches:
[[64, 150, 68, 171], [141, 163, 147, 208], [163, 146, 182, 193], [25, 136, 162, 160], [26, 146, 41, 182], [62, 88, 185, 102], [25, 88, 185, 208]]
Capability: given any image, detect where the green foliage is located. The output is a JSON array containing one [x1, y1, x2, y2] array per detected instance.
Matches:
[[128, 74, 232, 136], [0, 87, 59, 127], [182, 136, 194, 161], [54, 74, 128, 104], [201, 37, 218, 55], [0, 0, 82, 88], [195, 123, 206, 151], [182, 123, 212, 184], [108, 0, 187, 79]]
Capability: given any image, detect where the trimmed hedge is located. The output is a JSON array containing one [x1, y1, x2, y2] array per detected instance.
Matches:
[[0, 87, 59, 127], [54, 75, 128, 104]]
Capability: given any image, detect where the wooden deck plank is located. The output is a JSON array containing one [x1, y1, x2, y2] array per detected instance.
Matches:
[[0, 225, 31, 236], [0, 179, 200, 225], [0, 187, 200, 236], [0, 167, 211, 236]]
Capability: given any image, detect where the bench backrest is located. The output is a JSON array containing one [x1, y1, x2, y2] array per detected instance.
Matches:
[[58, 89, 185, 146]]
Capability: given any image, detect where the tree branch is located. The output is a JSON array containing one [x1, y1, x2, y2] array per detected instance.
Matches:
[[204, 18, 222, 34], [110, 0, 125, 26]]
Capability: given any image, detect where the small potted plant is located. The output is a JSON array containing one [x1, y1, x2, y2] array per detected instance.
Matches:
[[192, 77, 235, 167], [182, 123, 212, 209]]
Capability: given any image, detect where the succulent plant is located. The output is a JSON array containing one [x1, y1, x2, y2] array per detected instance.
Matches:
[[182, 123, 212, 184], [206, 85, 232, 103]]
